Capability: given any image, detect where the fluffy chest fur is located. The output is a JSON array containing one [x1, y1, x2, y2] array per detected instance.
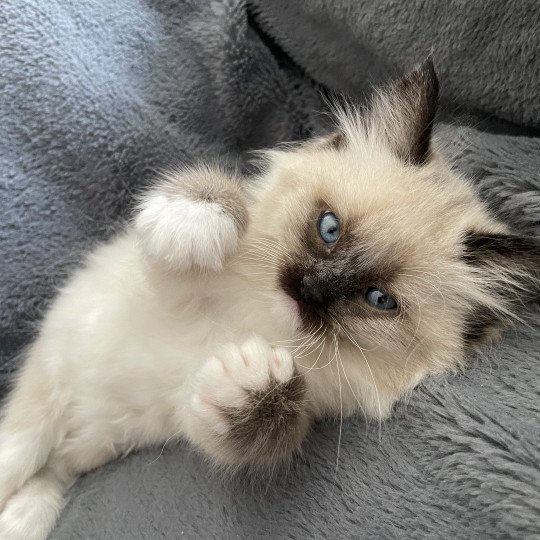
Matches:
[[46, 230, 360, 427]]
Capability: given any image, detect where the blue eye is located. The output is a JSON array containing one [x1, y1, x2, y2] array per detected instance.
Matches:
[[365, 287, 398, 310], [318, 212, 340, 244]]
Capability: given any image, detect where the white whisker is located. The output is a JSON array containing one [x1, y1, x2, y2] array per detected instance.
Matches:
[[332, 333, 343, 477]]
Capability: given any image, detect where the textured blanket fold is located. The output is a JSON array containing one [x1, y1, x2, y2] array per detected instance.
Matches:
[[249, 0, 540, 129], [1, 0, 538, 537]]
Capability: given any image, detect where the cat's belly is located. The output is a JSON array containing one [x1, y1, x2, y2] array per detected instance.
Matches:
[[32, 232, 293, 446]]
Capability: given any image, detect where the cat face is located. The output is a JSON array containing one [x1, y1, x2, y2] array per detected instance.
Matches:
[[244, 60, 539, 416]]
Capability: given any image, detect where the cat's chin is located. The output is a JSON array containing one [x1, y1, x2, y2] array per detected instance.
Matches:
[[270, 290, 303, 332]]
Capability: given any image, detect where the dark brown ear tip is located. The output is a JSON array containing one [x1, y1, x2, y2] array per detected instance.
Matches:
[[419, 57, 436, 76], [413, 58, 439, 95], [396, 59, 439, 109]]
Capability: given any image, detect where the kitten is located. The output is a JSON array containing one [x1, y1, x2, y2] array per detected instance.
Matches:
[[0, 60, 538, 539]]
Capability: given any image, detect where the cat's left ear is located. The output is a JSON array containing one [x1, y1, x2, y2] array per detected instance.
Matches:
[[463, 231, 540, 303], [371, 58, 439, 165], [461, 230, 539, 345]]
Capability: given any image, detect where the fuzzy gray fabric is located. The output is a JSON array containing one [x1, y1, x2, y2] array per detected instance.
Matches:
[[0, 0, 538, 538], [0, 0, 320, 376], [250, 0, 540, 128]]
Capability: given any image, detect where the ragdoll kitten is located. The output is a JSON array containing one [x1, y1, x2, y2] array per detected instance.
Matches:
[[1, 60, 539, 539]]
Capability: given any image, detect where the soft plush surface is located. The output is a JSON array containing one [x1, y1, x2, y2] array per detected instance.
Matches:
[[250, 0, 540, 128], [0, 0, 320, 377], [1, 0, 538, 538]]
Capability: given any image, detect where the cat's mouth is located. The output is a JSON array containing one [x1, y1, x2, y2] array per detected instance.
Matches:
[[270, 289, 305, 331], [294, 294, 329, 328]]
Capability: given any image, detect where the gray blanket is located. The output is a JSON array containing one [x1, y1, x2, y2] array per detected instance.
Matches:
[[1, 1, 538, 538]]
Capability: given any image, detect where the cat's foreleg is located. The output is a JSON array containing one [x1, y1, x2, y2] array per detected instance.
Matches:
[[182, 336, 312, 472], [134, 165, 248, 272]]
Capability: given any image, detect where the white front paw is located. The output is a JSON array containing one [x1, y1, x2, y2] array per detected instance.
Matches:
[[136, 193, 238, 271], [134, 166, 247, 271]]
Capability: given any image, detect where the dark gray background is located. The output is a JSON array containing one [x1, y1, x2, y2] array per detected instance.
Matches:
[[1, 0, 538, 537]]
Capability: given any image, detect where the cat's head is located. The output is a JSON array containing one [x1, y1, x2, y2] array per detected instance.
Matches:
[[244, 60, 539, 418]]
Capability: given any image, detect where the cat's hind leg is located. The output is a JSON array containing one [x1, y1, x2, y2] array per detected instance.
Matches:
[[134, 164, 248, 272], [0, 406, 120, 540], [0, 461, 75, 540], [0, 355, 66, 514]]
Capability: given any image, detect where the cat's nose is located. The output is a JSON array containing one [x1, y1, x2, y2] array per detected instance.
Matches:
[[299, 275, 327, 309]]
